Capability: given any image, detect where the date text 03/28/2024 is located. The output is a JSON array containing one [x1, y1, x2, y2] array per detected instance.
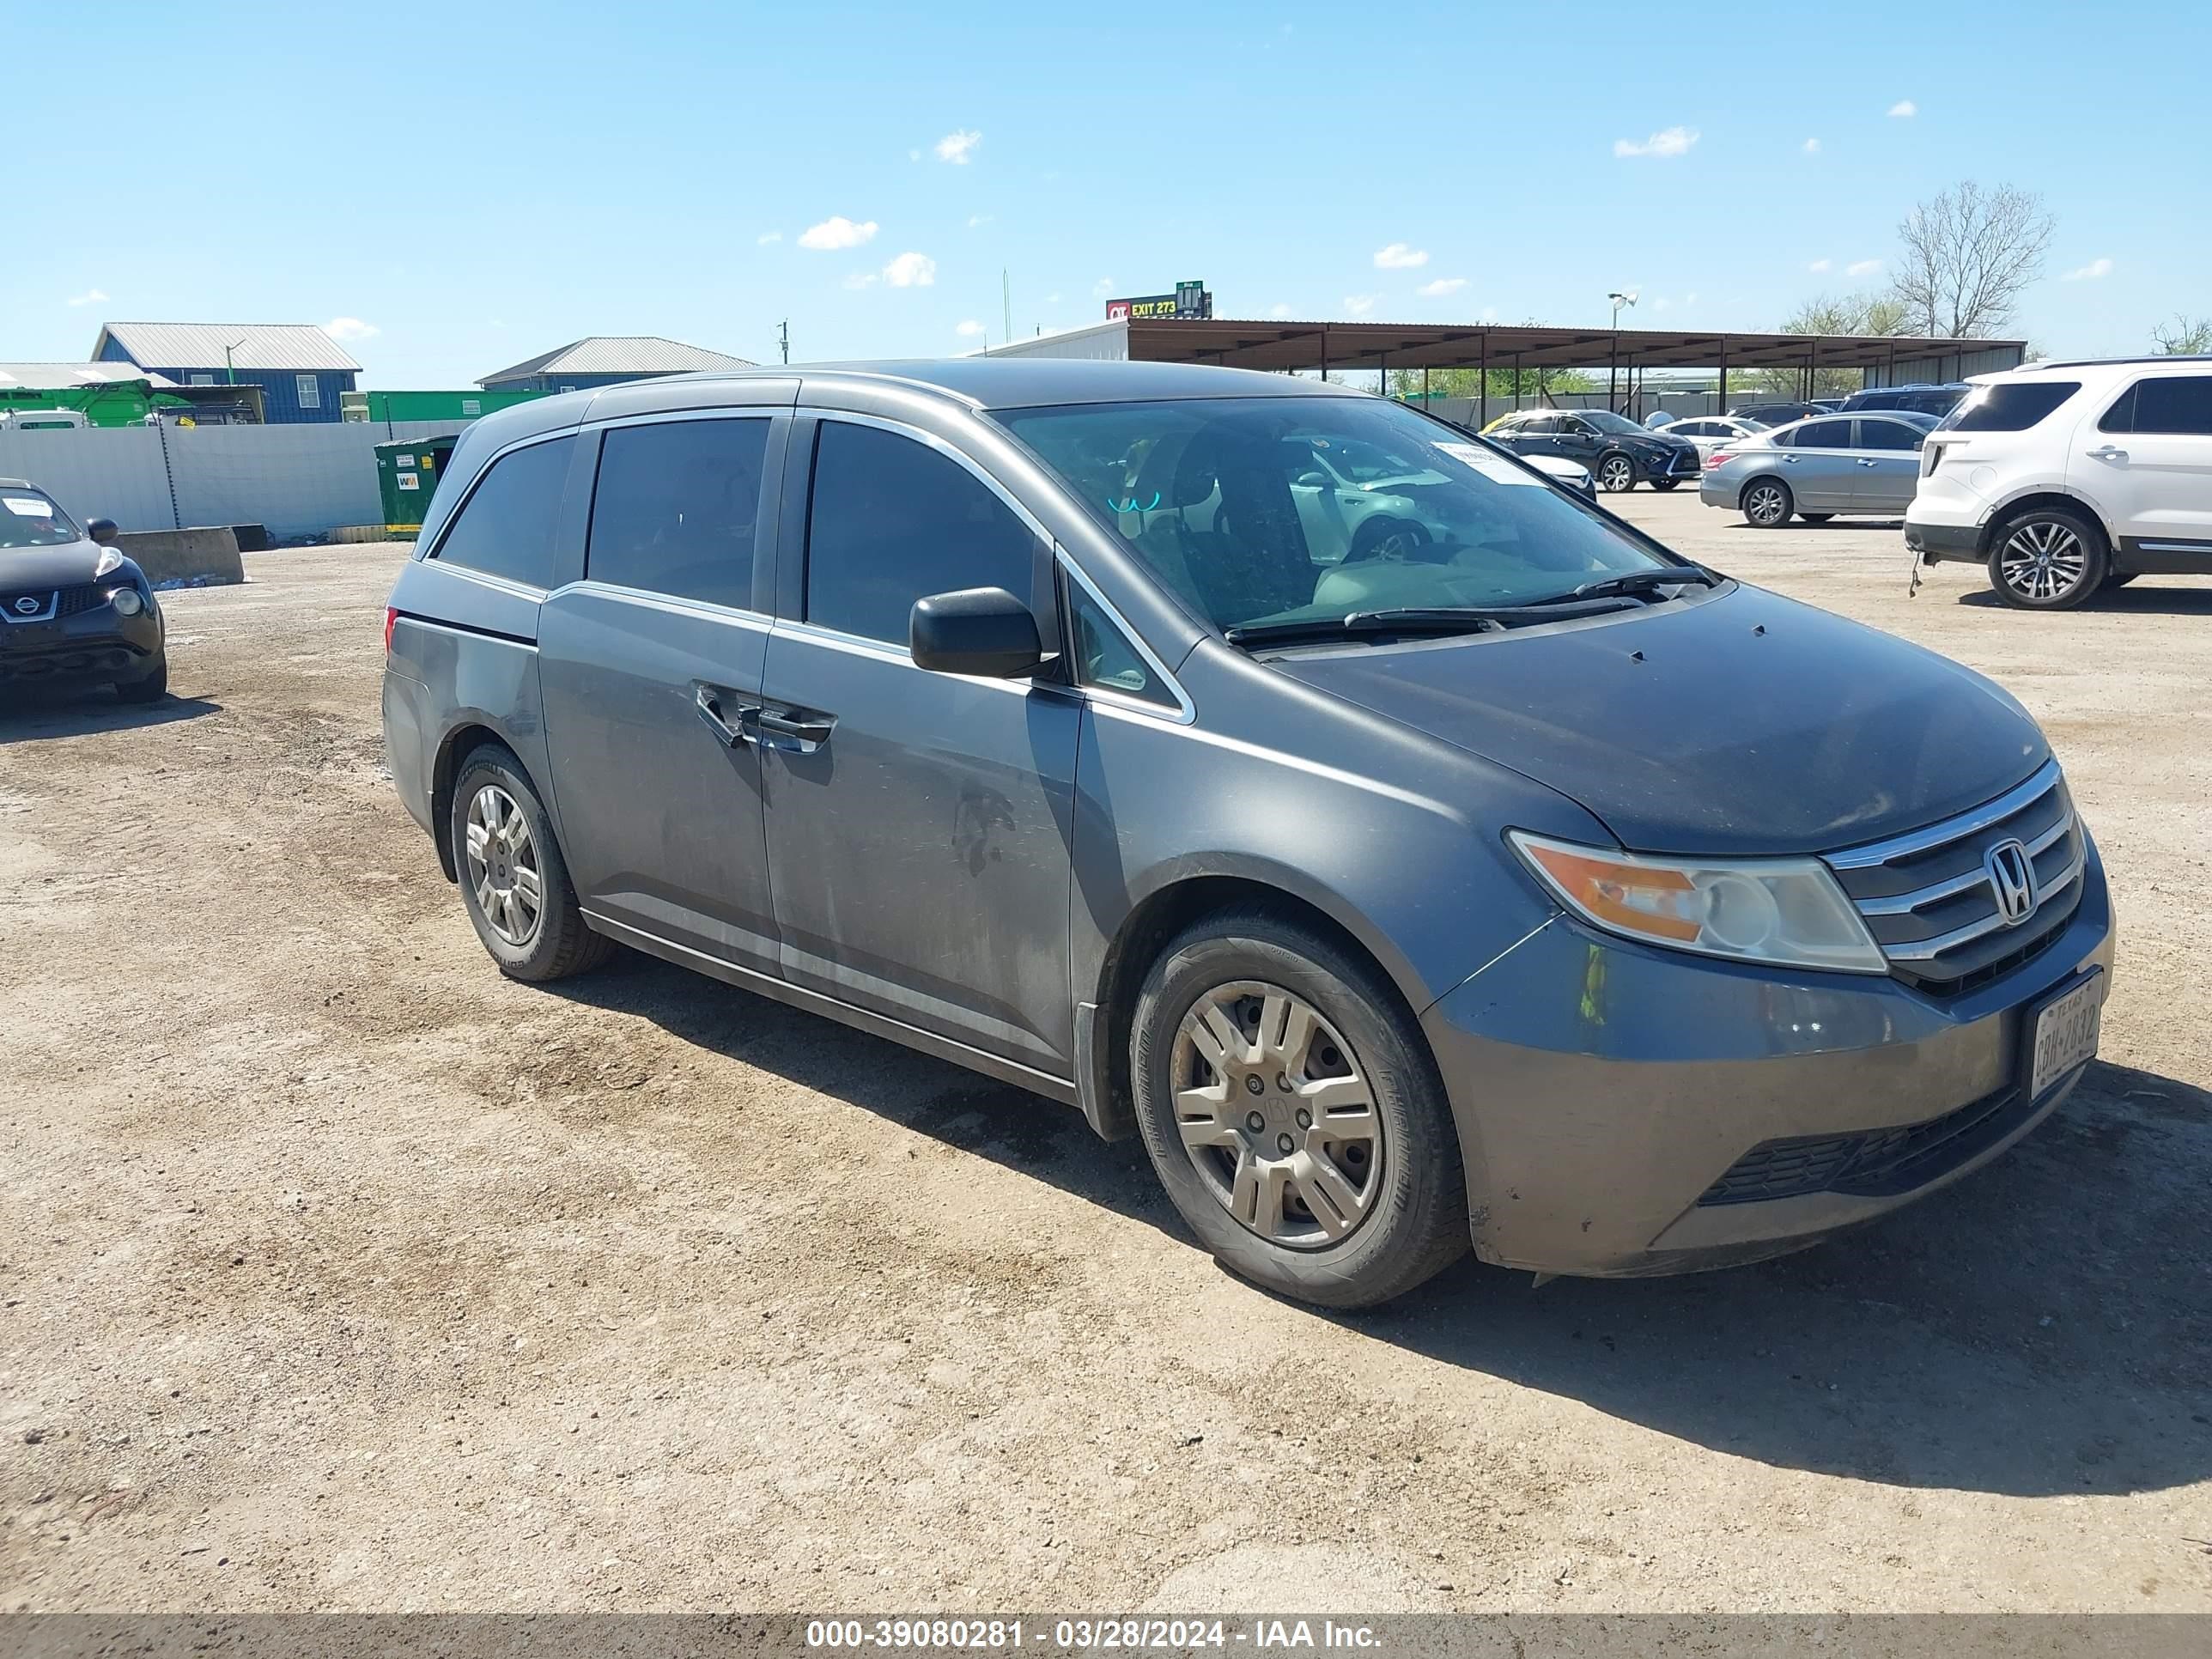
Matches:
[[804, 1620, 1384, 1651]]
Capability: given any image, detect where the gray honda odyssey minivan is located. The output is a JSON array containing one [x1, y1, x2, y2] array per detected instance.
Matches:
[[382, 360, 2114, 1308]]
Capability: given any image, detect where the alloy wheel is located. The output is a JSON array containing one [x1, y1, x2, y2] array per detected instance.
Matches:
[[1998, 519, 2088, 603], [1599, 456, 1635, 493], [465, 784, 544, 946], [1170, 981, 1383, 1248], [1745, 483, 1789, 526]]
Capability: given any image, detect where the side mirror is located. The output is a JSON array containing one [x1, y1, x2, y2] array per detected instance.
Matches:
[[86, 518, 118, 545], [910, 586, 1048, 679]]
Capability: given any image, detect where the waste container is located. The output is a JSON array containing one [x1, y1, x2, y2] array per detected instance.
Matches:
[[374, 435, 459, 535]]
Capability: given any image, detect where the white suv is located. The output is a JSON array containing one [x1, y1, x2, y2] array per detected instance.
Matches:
[[1905, 357, 2212, 609]]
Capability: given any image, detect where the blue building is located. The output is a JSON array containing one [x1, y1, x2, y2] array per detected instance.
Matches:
[[477, 336, 754, 394], [91, 322, 362, 424]]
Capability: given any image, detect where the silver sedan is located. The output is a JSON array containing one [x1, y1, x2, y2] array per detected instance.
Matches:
[[1698, 411, 1938, 526]]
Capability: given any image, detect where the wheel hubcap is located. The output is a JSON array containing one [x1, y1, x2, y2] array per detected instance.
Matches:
[[1601, 459, 1632, 489], [465, 784, 544, 946], [1748, 485, 1784, 524], [1999, 520, 2086, 600], [1170, 981, 1382, 1249]]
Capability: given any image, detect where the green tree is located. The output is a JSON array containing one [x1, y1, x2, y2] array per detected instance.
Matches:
[[2152, 314, 2212, 354], [1386, 363, 1593, 404]]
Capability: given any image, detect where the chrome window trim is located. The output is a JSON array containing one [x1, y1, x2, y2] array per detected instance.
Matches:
[[545, 578, 772, 630], [1824, 759, 2063, 869]]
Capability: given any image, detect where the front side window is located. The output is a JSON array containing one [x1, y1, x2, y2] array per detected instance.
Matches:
[[1793, 419, 1854, 449], [0, 488, 77, 549], [996, 396, 1681, 636], [432, 435, 574, 588], [1941, 381, 2081, 433], [586, 416, 769, 611], [1064, 578, 1173, 707], [2126, 374, 2212, 435], [805, 421, 1040, 646], [297, 374, 321, 410]]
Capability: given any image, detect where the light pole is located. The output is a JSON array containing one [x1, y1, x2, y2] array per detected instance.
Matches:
[[1607, 291, 1637, 411]]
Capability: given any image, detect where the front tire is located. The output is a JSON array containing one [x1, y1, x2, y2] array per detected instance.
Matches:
[[1131, 910, 1468, 1309], [1798, 513, 1834, 525], [1648, 478, 1681, 493], [1741, 478, 1793, 526], [113, 655, 167, 703], [449, 743, 612, 981], [1596, 453, 1637, 494], [1988, 506, 2108, 610]]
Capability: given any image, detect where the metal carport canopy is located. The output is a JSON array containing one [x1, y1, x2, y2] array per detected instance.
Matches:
[[1120, 317, 2025, 373]]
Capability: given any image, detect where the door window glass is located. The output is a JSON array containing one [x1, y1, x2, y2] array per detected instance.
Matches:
[[1794, 419, 1854, 448], [432, 435, 574, 588], [2127, 375, 2212, 435], [586, 417, 770, 610], [805, 422, 1040, 645], [1856, 418, 1923, 452]]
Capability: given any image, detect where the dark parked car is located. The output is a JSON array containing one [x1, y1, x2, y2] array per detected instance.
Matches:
[[383, 361, 2113, 1308], [1840, 382, 1971, 420], [1480, 408, 1701, 493], [1725, 400, 1831, 426], [0, 480, 167, 700]]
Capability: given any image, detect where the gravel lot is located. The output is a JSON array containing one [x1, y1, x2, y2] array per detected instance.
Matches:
[[3, 491, 2208, 1613]]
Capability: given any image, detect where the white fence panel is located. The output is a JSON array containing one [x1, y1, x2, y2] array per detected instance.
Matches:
[[0, 427, 178, 530]]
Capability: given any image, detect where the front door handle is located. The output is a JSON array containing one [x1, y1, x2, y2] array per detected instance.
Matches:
[[1781, 455, 1799, 465], [2087, 446, 2129, 463], [755, 707, 836, 755], [694, 683, 757, 748], [1856, 458, 1880, 466]]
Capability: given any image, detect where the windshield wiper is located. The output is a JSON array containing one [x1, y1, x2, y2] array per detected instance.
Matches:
[[1223, 608, 1510, 647], [1546, 565, 1721, 605]]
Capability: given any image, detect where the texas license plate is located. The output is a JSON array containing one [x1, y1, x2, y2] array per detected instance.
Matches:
[[2028, 973, 2102, 1101]]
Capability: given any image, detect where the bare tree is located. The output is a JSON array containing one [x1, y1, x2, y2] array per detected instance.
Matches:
[[1889, 181, 2055, 337], [1751, 293, 1913, 394], [2151, 314, 2212, 355]]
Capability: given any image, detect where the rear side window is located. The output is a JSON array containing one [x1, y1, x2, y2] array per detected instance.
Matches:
[[1856, 419, 1923, 452], [586, 416, 770, 611], [1944, 382, 2081, 432], [805, 421, 1040, 646], [433, 436, 574, 588], [2122, 375, 2212, 435]]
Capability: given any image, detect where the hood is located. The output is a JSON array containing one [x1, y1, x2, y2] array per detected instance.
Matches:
[[1630, 430, 1698, 454], [1270, 583, 2049, 856], [0, 538, 106, 591]]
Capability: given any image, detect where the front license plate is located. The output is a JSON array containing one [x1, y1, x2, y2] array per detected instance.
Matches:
[[2029, 973, 2102, 1101]]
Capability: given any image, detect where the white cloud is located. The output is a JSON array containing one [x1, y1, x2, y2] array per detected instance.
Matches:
[[1268, 302, 1293, 318], [1045, 292, 1061, 304], [842, 272, 879, 290], [1613, 125, 1698, 159], [325, 316, 379, 342], [757, 230, 782, 245], [65, 287, 108, 307], [1415, 277, 1467, 298], [1684, 293, 1698, 306], [955, 319, 986, 337], [1808, 258, 1832, 274], [881, 251, 937, 288], [1092, 277, 1115, 297], [2063, 257, 2114, 281], [1479, 307, 1498, 322], [1373, 242, 1429, 270], [1887, 100, 1917, 118], [934, 129, 982, 165], [1652, 296, 1673, 313], [1845, 258, 1883, 277], [908, 149, 921, 162], [965, 214, 993, 228], [799, 216, 878, 251], [1802, 137, 1821, 155], [1342, 294, 1377, 317]]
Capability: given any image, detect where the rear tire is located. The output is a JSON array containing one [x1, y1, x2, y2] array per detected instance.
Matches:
[[449, 743, 612, 981], [1741, 478, 1793, 526], [1649, 478, 1681, 493], [1131, 908, 1468, 1309], [1987, 506, 2108, 610], [2100, 572, 2137, 591], [113, 655, 167, 703], [1798, 513, 1834, 525]]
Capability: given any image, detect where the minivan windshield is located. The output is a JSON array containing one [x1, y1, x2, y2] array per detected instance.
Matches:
[[0, 489, 78, 550], [995, 397, 1681, 636]]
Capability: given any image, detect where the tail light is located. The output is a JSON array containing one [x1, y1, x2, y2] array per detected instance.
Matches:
[[1705, 452, 1734, 469], [384, 605, 398, 653]]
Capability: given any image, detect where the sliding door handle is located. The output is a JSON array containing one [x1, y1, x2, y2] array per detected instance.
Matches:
[[693, 684, 757, 748], [755, 708, 836, 754]]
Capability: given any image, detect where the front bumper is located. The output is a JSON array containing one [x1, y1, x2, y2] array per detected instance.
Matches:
[[1904, 519, 1984, 563], [0, 596, 164, 686], [1421, 834, 2115, 1277], [1640, 448, 1702, 482]]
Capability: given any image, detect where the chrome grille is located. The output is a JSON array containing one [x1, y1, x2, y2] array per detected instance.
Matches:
[[1824, 760, 2084, 994]]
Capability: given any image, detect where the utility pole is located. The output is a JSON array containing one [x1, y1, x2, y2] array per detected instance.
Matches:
[[1606, 291, 1637, 410], [224, 337, 244, 385], [777, 320, 790, 365]]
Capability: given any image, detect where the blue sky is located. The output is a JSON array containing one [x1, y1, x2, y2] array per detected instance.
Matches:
[[9, 2, 2205, 386]]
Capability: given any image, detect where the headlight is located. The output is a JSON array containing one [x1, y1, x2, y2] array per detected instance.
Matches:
[[95, 547, 125, 579], [110, 587, 145, 617], [1509, 831, 1887, 975]]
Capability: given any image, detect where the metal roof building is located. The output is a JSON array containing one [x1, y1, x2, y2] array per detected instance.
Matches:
[[477, 336, 757, 392], [91, 322, 362, 424]]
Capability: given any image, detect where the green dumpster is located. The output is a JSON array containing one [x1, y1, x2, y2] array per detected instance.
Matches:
[[374, 435, 459, 535]]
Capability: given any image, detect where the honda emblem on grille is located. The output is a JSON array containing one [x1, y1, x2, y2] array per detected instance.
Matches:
[[1984, 838, 2038, 927], [13, 596, 38, 615]]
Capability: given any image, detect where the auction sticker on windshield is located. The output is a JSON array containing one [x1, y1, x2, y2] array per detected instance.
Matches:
[[3, 496, 56, 516], [1436, 441, 1544, 485]]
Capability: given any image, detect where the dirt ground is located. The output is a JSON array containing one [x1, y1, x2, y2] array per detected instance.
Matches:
[[3, 492, 2208, 1614]]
